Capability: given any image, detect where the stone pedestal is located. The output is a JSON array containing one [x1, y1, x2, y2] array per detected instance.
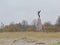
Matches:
[[36, 18, 42, 32]]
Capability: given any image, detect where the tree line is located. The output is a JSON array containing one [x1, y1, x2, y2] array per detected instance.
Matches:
[[0, 16, 60, 32]]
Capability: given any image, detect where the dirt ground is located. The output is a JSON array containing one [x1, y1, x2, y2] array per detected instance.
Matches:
[[0, 32, 60, 45]]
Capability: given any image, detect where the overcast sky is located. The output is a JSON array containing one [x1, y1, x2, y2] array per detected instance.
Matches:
[[0, 0, 60, 25]]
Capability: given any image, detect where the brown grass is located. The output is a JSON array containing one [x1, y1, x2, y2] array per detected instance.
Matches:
[[0, 32, 60, 40]]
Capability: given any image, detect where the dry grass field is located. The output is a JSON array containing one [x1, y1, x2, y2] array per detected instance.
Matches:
[[0, 32, 60, 45], [0, 32, 60, 39]]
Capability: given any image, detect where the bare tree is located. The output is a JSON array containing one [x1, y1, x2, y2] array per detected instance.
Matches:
[[55, 16, 60, 26], [1, 22, 4, 28], [22, 20, 28, 31], [44, 21, 52, 26]]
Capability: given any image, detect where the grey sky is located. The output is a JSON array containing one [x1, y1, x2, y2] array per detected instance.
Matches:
[[0, 0, 60, 25]]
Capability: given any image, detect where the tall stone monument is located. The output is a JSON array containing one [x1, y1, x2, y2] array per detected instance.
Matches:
[[36, 10, 42, 32]]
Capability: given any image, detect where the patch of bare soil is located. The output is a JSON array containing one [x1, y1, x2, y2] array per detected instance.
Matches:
[[0, 37, 60, 45]]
